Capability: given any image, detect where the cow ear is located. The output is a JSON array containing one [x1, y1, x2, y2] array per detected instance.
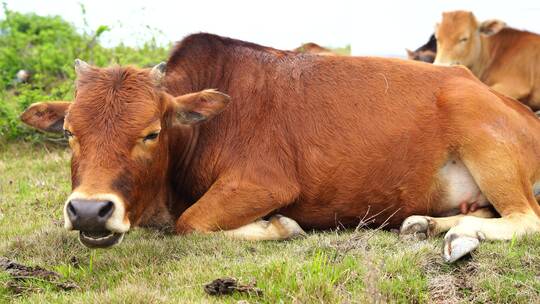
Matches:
[[20, 101, 71, 133], [172, 89, 230, 125], [479, 19, 506, 36]]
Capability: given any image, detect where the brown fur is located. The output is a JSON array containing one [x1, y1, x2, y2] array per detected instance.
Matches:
[[435, 10, 540, 110], [22, 33, 540, 236]]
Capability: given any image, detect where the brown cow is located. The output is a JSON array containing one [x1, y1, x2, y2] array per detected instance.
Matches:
[[293, 42, 338, 56], [21, 34, 540, 262], [406, 34, 437, 63], [434, 10, 540, 110]]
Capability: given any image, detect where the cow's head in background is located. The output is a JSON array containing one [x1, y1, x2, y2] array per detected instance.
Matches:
[[21, 60, 230, 248], [406, 34, 437, 63], [434, 10, 506, 68], [406, 48, 436, 63]]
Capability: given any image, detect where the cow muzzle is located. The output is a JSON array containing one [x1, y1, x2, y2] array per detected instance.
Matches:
[[433, 58, 461, 67], [64, 193, 130, 248]]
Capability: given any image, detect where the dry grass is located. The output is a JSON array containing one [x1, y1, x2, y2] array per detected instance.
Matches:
[[1, 142, 539, 303]]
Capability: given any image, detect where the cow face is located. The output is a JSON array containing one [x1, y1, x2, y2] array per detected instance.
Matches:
[[21, 60, 230, 248], [434, 11, 505, 68]]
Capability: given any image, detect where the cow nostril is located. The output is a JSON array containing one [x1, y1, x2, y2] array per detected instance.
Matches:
[[98, 201, 114, 218], [67, 202, 77, 217]]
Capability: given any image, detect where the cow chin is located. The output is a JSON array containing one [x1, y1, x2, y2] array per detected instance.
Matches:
[[79, 231, 125, 248], [433, 56, 469, 68], [433, 59, 456, 66]]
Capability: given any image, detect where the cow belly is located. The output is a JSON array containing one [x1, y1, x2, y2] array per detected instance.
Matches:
[[434, 158, 489, 216], [278, 157, 491, 229], [277, 192, 418, 230]]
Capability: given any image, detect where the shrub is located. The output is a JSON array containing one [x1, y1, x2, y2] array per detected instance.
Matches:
[[0, 4, 169, 143]]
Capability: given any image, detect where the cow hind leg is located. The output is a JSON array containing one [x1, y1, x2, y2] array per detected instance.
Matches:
[[443, 213, 540, 262], [441, 143, 540, 262], [222, 215, 305, 241], [400, 207, 497, 240]]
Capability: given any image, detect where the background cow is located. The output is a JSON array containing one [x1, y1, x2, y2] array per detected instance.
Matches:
[[406, 34, 437, 63], [21, 34, 540, 262], [434, 10, 540, 110]]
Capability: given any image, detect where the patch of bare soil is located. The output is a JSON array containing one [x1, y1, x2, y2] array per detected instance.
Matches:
[[0, 256, 79, 295], [425, 258, 479, 303], [204, 277, 262, 297]]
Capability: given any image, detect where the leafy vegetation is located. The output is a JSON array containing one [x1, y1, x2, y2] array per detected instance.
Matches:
[[328, 44, 351, 55], [0, 5, 353, 145], [0, 4, 169, 143]]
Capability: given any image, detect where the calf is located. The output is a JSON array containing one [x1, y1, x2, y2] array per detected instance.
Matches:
[[22, 34, 540, 262], [434, 10, 540, 110]]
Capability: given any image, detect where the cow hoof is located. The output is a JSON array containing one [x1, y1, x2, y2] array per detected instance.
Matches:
[[269, 215, 306, 239], [443, 234, 480, 263], [400, 215, 431, 240]]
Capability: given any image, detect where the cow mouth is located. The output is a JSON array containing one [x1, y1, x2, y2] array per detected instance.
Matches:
[[79, 231, 124, 248]]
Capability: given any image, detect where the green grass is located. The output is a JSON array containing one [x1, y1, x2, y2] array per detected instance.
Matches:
[[1, 142, 539, 303]]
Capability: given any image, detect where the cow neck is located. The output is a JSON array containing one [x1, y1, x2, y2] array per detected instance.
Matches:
[[175, 124, 200, 186], [472, 35, 494, 80]]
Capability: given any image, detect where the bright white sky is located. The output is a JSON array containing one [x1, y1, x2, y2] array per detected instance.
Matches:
[[3, 0, 540, 57]]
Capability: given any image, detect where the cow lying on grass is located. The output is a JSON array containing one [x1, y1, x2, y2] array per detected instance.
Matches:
[[21, 33, 540, 262]]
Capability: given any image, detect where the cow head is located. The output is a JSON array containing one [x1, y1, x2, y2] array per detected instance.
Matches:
[[406, 49, 436, 63], [434, 11, 506, 68], [21, 60, 230, 248]]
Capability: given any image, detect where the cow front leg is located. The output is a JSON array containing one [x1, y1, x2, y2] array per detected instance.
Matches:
[[222, 215, 305, 240], [175, 177, 304, 240]]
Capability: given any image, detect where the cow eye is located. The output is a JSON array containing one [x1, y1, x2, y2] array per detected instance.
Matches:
[[459, 37, 468, 43], [143, 132, 160, 142], [64, 129, 73, 138]]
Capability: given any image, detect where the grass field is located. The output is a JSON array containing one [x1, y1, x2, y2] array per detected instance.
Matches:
[[1, 142, 539, 303]]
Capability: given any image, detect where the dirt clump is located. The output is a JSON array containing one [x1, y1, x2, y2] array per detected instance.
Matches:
[[204, 277, 262, 296], [0, 256, 79, 294]]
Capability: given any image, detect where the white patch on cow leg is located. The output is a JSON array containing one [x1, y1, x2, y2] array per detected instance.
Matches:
[[401, 214, 468, 238], [400, 216, 432, 240], [223, 215, 305, 241], [400, 208, 497, 239], [442, 212, 540, 263], [399, 215, 432, 240]]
